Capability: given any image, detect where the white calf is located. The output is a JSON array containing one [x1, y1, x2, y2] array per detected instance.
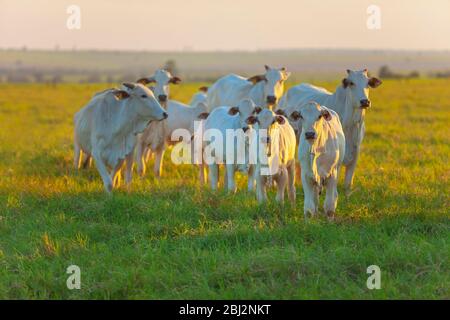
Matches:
[[245, 109, 296, 204], [288, 102, 345, 218], [203, 99, 259, 192]]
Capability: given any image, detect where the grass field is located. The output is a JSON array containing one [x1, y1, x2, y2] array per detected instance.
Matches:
[[0, 79, 449, 299]]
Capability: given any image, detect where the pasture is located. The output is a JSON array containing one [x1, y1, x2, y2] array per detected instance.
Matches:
[[0, 79, 448, 299]]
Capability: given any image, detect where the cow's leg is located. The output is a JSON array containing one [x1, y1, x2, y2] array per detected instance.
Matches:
[[111, 160, 124, 189], [209, 164, 219, 190], [314, 184, 320, 213], [153, 146, 165, 178], [287, 162, 296, 206], [301, 172, 316, 218], [125, 151, 134, 188], [222, 165, 228, 190], [74, 140, 82, 169], [344, 150, 359, 194], [225, 164, 237, 193], [92, 153, 113, 193], [145, 147, 152, 162], [198, 162, 207, 185], [256, 173, 268, 203], [247, 164, 255, 192], [296, 164, 301, 186], [324, 171, 338, 220], [135, 141, 147, 177], [82, 154, 92, 169], [275, 168, 287, 204]]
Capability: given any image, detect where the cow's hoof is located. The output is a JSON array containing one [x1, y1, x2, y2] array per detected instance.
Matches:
[[105, 183, 113, 193], [326, 211, 336, 221]]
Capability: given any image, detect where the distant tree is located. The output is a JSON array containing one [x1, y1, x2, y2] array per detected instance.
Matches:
[[434, 71, 450, 78], [51, 74, 63, 84], [379, 65, 394, 78], [33, 71, 44, 83], [407, 71, 420, 78], [379, 65, 419, 79], [7, 73, 29, 83]]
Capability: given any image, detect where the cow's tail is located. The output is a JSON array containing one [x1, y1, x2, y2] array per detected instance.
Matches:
[[74, 133, 82, 169]]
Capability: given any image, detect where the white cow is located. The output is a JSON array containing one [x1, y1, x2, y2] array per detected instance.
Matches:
[[134, 87, 209, 179], [288, 102, 345, 218], [203, 99, 260, 192], [245, 109, 296, 204], [207, 65, 290, 111], [136, 69, 181, 107], [74, 83, 167, 192], [75, 70, 181, 170], [280, 69, 382, 192]]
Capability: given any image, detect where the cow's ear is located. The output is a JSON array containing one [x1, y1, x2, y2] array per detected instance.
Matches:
[[197, 112, 209, 120], [342, 78, 350, 88], [276, 115, 285, 125], [113, 90, 130, 100], [247, 75, 266, 84], [275, 109, 286, 116], [136, 77, 155, 85], [169, 76, 182, 84], [246, 115, 258, 125], [254, 106, 262, 114], [228, 106, 239, 115], [122, 82, 136, 90], [321, 109, 332, 121], [289, 110, 302, 121], [368, 77, 382, 88], [282, 69, 291, 80]]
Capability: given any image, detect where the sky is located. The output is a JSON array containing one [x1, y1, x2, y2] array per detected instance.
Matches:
[[1, 0, 449, 51]]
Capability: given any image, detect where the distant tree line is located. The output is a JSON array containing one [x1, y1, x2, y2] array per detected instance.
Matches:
[[378, 65, 420, 79], [2, 60, 450, 83]]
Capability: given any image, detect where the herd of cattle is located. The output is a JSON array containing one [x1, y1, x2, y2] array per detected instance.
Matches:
[[73, 65, 382, 218]]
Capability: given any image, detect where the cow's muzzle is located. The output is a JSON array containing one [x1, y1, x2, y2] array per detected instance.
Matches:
[[305, 132, 316, 140], [266, 96, 276, 105], [158, 95, 168, 103], [360, 99, 371, 108]]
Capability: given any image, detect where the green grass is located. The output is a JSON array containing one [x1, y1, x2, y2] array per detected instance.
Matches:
[[0, 79, 449, 299]]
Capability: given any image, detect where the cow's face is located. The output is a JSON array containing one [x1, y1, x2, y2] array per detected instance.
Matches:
[[248, 65, 290, 108], [342, 69, 382, 109], [246, 108, 285, 156], [289, 101, 331, 145], [137, 69, 181, 106], [121, 83, 168, 121], [228, 99, 260, 132]]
